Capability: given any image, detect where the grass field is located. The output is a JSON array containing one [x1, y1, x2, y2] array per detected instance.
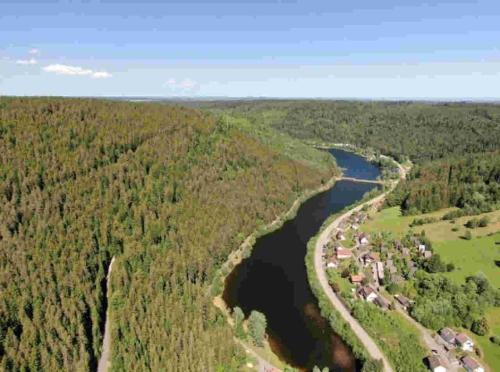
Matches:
[[468, 307, 500, 372], [362, 206, 500, 371]]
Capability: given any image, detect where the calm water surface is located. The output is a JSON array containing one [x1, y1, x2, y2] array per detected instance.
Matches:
[[223, 149, 380, 371]]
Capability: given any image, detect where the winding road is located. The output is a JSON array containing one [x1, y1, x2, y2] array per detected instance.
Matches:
[[312, 159, 407, 372]]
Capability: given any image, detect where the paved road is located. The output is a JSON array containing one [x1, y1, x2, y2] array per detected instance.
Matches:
[[314, 191, 395, 372], [312, 157, 409, 372], [97, 257, 115, 372], [236, 339, 281, 372]]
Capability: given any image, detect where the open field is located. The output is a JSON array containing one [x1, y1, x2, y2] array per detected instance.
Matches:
[[471, 307, 500, 372], [362, 207, 500, 242], [362, 206, 500, 371]]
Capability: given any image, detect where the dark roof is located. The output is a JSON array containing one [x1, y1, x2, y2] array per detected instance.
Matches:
[[456, 333, 471, 345], [439, 327, 456, 343], [428, 355, 446, 369], [462, 356, 480, 369], [395, 294, 411, 307]]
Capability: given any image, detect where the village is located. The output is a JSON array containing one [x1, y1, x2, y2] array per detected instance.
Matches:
[[322, 205, 486, 372]]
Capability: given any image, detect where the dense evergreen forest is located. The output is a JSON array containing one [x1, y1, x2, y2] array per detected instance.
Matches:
[[386, 151, 500, 214], [0, 98, 337, 371], [192, 100, 500, 163]]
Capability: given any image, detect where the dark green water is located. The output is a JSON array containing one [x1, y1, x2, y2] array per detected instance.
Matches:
[[223, 149, 381, 371]]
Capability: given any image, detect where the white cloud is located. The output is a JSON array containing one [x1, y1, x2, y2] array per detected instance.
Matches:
[[163, 78, 198, 93], [91, 71, 113, 79], [16, 58, 37, 65], [29, 48, 40, 55], [43, 64, 112, 79]]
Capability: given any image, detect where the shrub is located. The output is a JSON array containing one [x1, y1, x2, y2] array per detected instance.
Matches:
[[478, 216, 490, 227], [464, 230, 472, 240], [490, 336, 500, 345], [471, 317, 489, 336], [248, 310, 267, 346]]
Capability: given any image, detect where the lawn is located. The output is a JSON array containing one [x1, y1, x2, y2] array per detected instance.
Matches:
[[435, 232, 500, 288], [362, 207, 500, 287], [471, 307, 500, 372]]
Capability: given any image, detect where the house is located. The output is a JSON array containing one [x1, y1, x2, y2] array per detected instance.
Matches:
[[358, 233, 369, 245], [326, 257, 339, 269], [350, 274, 364, 284], [418, 244, 427, 253], [359, 286, 378, 302], [351, 223, 359, 230], [439, 328, 456, 345], [455, 333, 474, 352], [461, 356, 484, 372], [374, 295, 389, 310], [428, 355, 447, 372], [386, 259, 397, 274], [395, 294, 412, 311], [423, 250, 433, 259], [392, 274, 405, 284], [336, 247, 353, 260], [336, 230, 346, 241], [376, 261, 384, 281], [394, 240, 402, 250], [401, 247, 410, 257], [362, 252, 380, 266]]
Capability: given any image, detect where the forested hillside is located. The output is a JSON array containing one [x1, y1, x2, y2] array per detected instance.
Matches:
[[0, 98, 336, 371], [193, 100, 500, 163], [386, 151, 500, 215]]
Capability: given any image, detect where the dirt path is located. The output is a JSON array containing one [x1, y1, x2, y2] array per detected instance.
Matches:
[[394, 305, 459, 371], [97, 256, 115, 372]]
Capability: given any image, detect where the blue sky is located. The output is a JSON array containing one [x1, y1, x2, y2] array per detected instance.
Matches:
[[1, 0, 499, 98]]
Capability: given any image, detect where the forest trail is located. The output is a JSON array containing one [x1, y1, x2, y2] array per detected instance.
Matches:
[[97, 257, 115, 372]]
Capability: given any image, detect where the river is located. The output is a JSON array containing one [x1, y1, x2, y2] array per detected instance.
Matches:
[[223, 148, 381, 371]]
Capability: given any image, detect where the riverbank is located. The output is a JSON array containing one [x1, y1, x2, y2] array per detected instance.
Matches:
[[306, 155, 407, 372], [212, 172, 340, 371]]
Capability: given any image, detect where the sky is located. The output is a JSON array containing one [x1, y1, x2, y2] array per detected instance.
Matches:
[[1, 0, 500, 98]]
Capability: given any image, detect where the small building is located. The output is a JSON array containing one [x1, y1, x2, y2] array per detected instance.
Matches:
[[401, 247, 410, 257], [455, 333, 474, 352], [439, 328, 456, 345], [394, 240, 402, 250], [336, 230, 346, 241], [351, 223, 359, 230], [374, 295, 389, 310], [428, 355, 447, 372], [418, 244, 427, 253], [376, 261, 384, 281], [359, 286, 378, 302], [362, 252, 380, 266], [326, 257, 339, 269], [422, 250, 433, 259], [395, 294, 412, 311], [336, 247, 353, 260], [386, 259, 397, 274], [392, 274, 405, 284], [461, 356, 484, 372], [358, 233, 369, 245], [350, 274, 364, 284]]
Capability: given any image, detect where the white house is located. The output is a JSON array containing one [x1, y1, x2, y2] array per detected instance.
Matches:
[[336, 230, 346, 241], [326, 258, 339, 269], [418, 244, 426, 253], [461, 356, 484, 372], [428, 355, 447, 372], [358, 233, 369, 245], [455, 333, 474, 352], [359, 286, 378, 302]]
